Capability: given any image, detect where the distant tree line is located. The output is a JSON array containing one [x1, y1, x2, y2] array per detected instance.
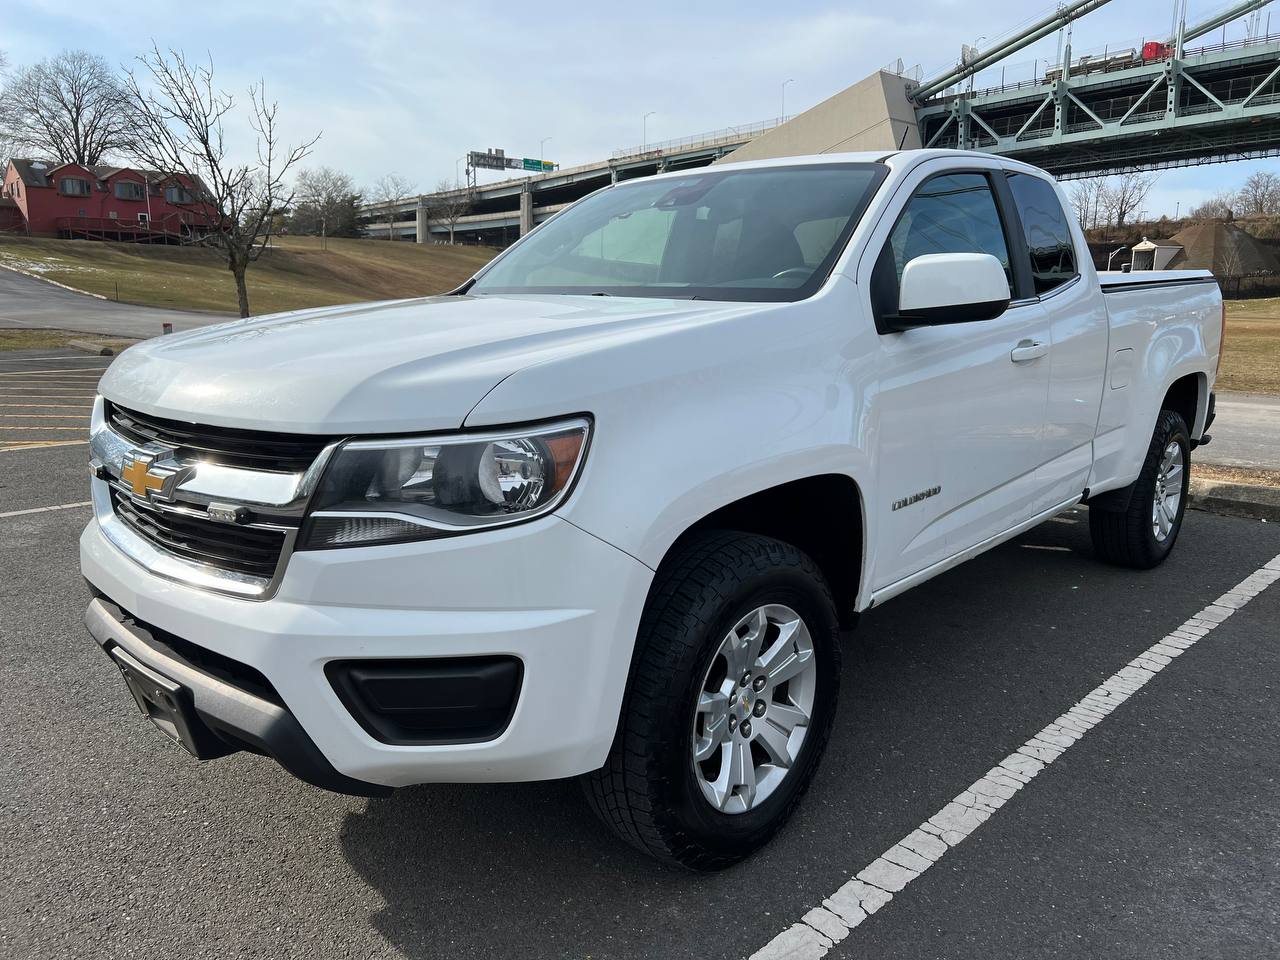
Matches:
[[1189, 170, 1280, 220]]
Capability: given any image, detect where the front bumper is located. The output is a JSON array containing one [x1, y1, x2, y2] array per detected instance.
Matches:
[[85, 595, 390, 796], [81, 504, 653, 789]]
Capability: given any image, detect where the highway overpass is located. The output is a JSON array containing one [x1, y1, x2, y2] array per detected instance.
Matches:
[[359, 117, 787, 245]]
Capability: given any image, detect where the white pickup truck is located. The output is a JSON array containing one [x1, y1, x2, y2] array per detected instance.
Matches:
[[83, 149, 1223, 869]]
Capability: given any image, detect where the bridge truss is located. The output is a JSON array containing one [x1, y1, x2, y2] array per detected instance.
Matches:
[[913, 2, 1280, 178]]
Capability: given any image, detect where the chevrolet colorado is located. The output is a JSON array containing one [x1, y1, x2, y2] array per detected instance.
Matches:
[[82, 149, 1223, 869]]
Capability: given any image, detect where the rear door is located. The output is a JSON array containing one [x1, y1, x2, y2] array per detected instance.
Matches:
[[1003, 172, 1109, 510], [863, 166, 1052, 591]]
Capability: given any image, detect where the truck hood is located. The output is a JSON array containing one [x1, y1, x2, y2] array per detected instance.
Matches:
[[98, 294, 766, 434]]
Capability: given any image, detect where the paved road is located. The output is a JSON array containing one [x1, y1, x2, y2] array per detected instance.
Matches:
[[1, 425, 1277, 958], [1200, 391, 1280, 471], [0, 266, 218, 338]]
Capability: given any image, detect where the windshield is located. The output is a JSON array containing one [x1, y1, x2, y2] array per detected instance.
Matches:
[[469, 163, 887, 302]]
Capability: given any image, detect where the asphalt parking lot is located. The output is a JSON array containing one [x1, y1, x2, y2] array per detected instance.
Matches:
[[0, 349, 107, 454], [1, 360, 1277, 960]]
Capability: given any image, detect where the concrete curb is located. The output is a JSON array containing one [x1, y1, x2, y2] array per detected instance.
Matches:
[[0, 261, 109, 300], [67, 339, 115, 356], [1189, 478, 1280, 522]]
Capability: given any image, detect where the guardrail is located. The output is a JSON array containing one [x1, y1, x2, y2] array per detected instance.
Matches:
[[611, 116, 791, 159]]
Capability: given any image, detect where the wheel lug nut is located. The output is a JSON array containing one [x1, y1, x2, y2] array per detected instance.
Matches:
[[728, 716, 737, 731], [740, 671, 752, 688], [752, 675, 767, 692], [740, 720, 752, 737], [753, 700, 766, 717]]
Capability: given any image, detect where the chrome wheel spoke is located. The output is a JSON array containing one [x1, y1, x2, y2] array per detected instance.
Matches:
[[756, 715, 797, 769], [694, 690, 731, 763], [766, 701, 809, 736], [714, 740, 755, 811], [765, 645, 813, 687], [742, 607, 769, 669], [722, 631, 752, 680]]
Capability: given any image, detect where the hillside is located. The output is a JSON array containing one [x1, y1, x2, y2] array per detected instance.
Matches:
[[0, 235, 499, 315]]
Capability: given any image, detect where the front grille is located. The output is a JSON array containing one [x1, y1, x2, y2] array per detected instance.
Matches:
[[110, 488, 287, 580], [106, 401, 333, 473]]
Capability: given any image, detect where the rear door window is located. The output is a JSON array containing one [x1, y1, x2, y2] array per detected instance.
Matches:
[[1006, 173, 1078, 294]]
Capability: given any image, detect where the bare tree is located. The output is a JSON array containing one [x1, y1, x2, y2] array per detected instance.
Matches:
[[291, 166, 361, 242], [1068, 177, 1108, 230], [0, 50, 10, 163], [1103, 171, 1158, 227], [0, 51, 135, 166], [1235, 170, 1280, 217], [124, 46, 319, 318], [428, 179, 471, 245], [371, 173, 415, 240]]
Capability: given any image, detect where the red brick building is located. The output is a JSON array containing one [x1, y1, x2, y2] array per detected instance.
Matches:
[[1, 159, 215, 242]]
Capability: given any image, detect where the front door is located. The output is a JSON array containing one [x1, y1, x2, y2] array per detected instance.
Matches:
[[865, 170, 1052, 592]]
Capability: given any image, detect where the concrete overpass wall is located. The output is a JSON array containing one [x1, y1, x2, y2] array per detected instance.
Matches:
[[717, 71, 921, 163]]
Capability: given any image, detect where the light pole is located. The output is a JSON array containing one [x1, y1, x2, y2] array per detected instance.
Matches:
[[642, 111, 655, 152], [540, 137, 552, 172], [781, 78, 794, 119], [1175, 201, 1181, 219], [1107, 245, 1127, 270]]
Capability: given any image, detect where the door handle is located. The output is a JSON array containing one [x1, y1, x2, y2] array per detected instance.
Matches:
[[1010, 339, 1048, 363]]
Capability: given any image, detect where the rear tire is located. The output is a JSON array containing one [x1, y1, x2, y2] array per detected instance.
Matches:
[[1089, 409, 1190, 569], [583, 531, 841, 870]]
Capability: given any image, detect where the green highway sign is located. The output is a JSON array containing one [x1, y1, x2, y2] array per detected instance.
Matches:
[[522, 158, 557, 171]]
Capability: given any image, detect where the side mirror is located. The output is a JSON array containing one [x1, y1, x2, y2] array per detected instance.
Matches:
[[888, 253, 1011, 332]]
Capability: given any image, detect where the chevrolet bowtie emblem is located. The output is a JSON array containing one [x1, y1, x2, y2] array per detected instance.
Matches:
[[120, 453, 190, 502]]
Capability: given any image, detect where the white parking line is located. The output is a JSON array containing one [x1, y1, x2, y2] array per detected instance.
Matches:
[[0, 500, 92, 519], [750, 553, 1280, 960], [0, 440, 89, 452]]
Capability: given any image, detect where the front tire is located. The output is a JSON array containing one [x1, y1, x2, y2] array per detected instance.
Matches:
[[1089, 409, 1191, 569], [583, 531, 842, 870]]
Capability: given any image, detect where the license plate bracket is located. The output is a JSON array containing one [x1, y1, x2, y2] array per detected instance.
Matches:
[[109, 645, 231, 759]]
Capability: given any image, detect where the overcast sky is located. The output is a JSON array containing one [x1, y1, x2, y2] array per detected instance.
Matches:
[[4, 0, 1277, 216]]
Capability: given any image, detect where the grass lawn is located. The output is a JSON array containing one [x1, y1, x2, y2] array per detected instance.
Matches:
[[0, 329, 136, 353], [0, 235, 498, 316], [1222, 299, 1280, 396], [1194, 463, 1280, 488]]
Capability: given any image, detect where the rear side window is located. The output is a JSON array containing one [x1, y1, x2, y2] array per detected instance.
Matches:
[[1007, 173, 1077, 294], [870, 172, 1012, 322]]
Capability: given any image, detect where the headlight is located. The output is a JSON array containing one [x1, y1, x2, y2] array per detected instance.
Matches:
[[298, 417, 591, 549]]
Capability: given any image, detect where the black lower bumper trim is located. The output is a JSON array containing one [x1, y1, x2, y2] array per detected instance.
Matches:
[[327, 656, 523, 745], [84, 594, 391, 798]]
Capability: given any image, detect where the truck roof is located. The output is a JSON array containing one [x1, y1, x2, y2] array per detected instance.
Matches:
[[663, 148, 1053, 180]]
